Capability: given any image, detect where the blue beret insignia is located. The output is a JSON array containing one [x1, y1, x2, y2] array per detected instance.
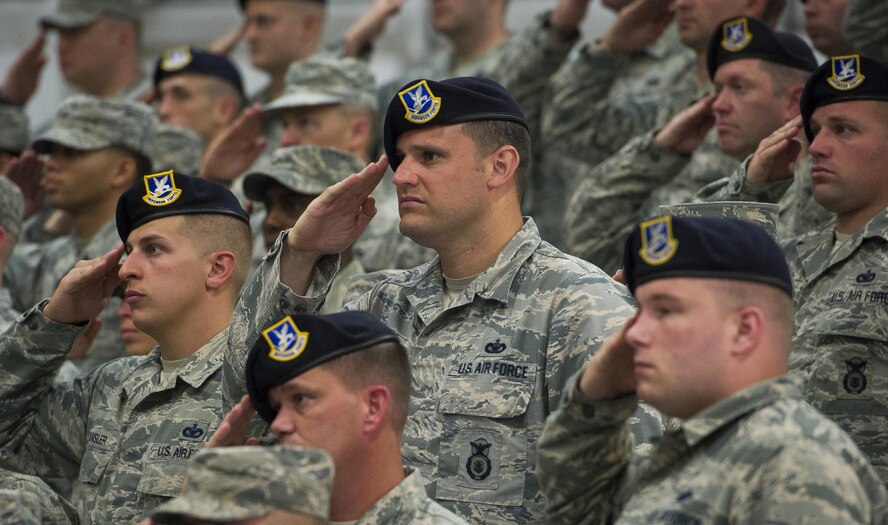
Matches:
[[398, 80, 441, 124], [263, 316, 309, 362], [160, 46, 192, 71], [639, 216, 679, 266], [827, 55, 865, 91], [142, 170, 182, 207], [720, 17, 752, 52]]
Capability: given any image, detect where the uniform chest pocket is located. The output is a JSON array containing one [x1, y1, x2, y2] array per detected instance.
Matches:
[[435, 359, 537, 507], [138, 419, 213, 498], [78, 428, 117, 485]]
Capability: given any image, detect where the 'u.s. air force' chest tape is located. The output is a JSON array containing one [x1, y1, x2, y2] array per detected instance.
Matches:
[[800, 54, 888, 142], [382, 76, 528, 170], [246, 311, 400, 423], [115, 170, 250, 242], [623, 215, 793, 297], [706, 16, 818, 80]]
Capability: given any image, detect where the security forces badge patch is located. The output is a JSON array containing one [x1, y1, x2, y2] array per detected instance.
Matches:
[[720, 17, 752, 52], [466, 438, 493, 480], [827, 55, 865, 91], [843, 358, 869, 395], [398, 80, 441, 124], [143, 170, 182, 206], [639, 216, 679, 265], [263, 316, 309, 362], [160, 46, 192, 71]]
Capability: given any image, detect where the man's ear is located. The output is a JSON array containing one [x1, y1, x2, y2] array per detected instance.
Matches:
[[486, 145, 520, 191], [362, 385, 391, 435], [110, 155, 138, 190], [206, 250, 237, 290], [729, 306, 764, 361]]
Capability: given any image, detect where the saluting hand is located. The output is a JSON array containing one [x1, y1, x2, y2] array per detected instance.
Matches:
[[205, 395, 261, 448], [654, 93, 717, 156], [579, 315, 638, 400], [599, 0, 673, 55], [42, 245, 125, 325], [746, 116, 804, 184]]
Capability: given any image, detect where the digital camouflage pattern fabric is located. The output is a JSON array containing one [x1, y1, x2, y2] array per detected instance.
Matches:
[[355, 469, 467, 525], [564, 129, 738, 275], [782, 208, 888, 483], [538, 373, 888, 524], [844, 0, 888, 63], [0, 175, 24, 239], [224, 219, 661, 523], [0, 103, 29, 154], [0, 467, 78, 525], [151, 445, 333, 522], [152, 124, 203, 176], [0, 307, 227, 524]]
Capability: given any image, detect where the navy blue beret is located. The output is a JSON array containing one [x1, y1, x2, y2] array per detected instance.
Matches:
[[116, 171, 249, 242], [153, 46, 244, 98], [706, 17, 817, 80], [246, 311, 399, 424], [623, 215, 792, 297], [800, 54, 888, 142], [382, 77, 528, 170]]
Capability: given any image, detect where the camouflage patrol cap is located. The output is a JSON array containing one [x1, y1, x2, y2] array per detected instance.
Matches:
[[383, 76, 528, 171], [623, 215, 793, 297], [40, 0, 145, 29], [0, 177, 25, 239], [706, 17, 818, 80], [32, 95, 156, 166], [243, 145, 365, 202], [0, 490, 40, 525], [152, 124, 204, 177], [264, 56, 377, 114], [116, 171, 249, 242], [154, 46, 244, 98], [247, 311, 399, 424], [150, 445, 333, 522], [0, 104, 29, 155], [800, 54, 888, 142], [658, 201, 779, 238]]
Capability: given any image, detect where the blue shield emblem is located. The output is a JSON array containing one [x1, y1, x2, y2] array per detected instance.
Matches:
[[398, 80, 441, 124], [263, 316, 309, 362], [160, 46, 192, 71], [142, 170, 182, 206], [638, 216, 679, 265], [827, 55, 865, 91], [720, 18, 752, 52]]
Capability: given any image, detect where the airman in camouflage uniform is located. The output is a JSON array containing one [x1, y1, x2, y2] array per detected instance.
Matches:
[[0, 173, 252, 524], [0, 467, 78, 525], [152, 124, 203, 177], [223, 77, 659, 524], [539, 216, 888, 524], [4, 95, 157, 372], [150, 446, 333, 524], [564, 17, 816, 274], [844, 0, 888, 62], [781, 55, 888, 483], [243, 145, 368, 312], [0, 177, 25, 333]]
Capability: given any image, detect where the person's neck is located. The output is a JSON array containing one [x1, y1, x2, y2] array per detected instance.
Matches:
[[449, 23, 508, 66], [437, 210, 523, 279], [70, 196, 118, 243], [836, 204, 886, 235], [155, 300, 233, 360], [83, 58, 142, 98], [329, 443, 405, 522]]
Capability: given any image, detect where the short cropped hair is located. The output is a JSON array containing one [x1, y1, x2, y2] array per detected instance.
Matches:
[[322, 341, 412, 432], [462, 120, 531, 199], [178, 214, 253, 294], [759, 61, 811, 97]]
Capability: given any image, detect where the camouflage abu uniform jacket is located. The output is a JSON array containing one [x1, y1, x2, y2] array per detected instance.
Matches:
[[564, 129, 738, 274], [0, 306, 226, 524], [4, 220, 125, 372], [0, 288, 19, 335], [538, 373, 888, 524], [357, 469, 466, 525], [782, 207, 888, 483], [0, 466, 78, 525], [694, 154, 833, 239], [224, 219, 653, 524], [845, 0, 888, 64]]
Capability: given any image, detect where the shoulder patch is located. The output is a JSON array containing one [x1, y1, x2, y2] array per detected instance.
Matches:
[[263, 316, 309, 362], [827, 55, 865, 91], [721, 17, 752, 52], [398, 80, 441, 124], [639, 216, 679, 266], [142, 170, 182, 207], [160, 46, 192, 72]]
